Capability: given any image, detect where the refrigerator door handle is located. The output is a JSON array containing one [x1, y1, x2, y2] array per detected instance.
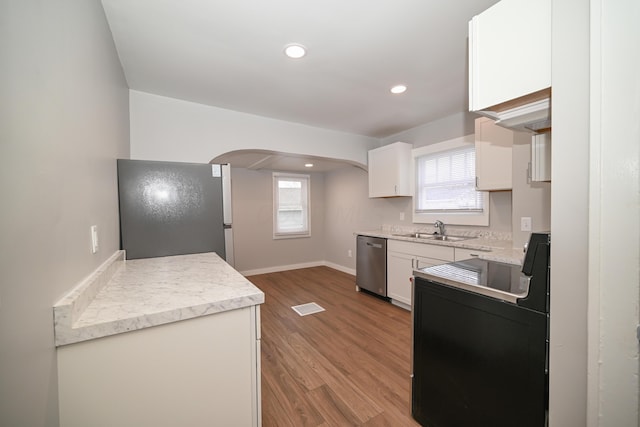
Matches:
[[221, 164, 233, 225]]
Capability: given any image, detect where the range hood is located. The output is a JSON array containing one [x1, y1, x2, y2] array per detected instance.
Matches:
[[480, 97, 550, 132], [478, 90, 551, 133]]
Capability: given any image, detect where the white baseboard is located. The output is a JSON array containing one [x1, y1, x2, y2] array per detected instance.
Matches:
[[323, 261, 356, 277], [240, 260, 355, 277], [240, 261, 324, 276], [390, 299, 411, 311]]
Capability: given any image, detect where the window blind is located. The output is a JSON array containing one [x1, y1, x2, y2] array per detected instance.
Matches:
[[415, 146, 483, 212]]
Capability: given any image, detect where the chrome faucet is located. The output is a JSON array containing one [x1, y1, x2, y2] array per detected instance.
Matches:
[[434, 220, 445, 235]]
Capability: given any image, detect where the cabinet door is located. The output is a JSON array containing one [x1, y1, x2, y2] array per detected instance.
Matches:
[[475, 117, 513, 190], [387, 251, 414, 306], [415, 255, 449, 270], [368, 142, 412, 197], [469, 0, 551, 111], [58, 308, 259, 427], [454, 248, 483, 261]]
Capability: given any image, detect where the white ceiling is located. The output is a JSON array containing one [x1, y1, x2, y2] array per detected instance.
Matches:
[[101, 0, 499, 140]]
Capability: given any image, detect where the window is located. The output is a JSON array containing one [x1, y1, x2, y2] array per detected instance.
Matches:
[[273, 173, 310, 238], [412, 136, 489, 226]]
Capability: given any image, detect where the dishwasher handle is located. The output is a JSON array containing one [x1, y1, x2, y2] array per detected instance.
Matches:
[[365, 242, 383, 249]]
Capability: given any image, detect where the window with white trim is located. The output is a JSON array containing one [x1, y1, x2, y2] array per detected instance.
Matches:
[[412, 136, 489, 226], [273, 173, 310, 238]]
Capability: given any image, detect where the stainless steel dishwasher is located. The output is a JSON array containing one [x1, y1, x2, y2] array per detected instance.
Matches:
[[356, 235, 387, 297]]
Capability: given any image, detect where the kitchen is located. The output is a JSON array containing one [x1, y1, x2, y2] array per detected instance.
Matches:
[[2, 1, 638, 427]]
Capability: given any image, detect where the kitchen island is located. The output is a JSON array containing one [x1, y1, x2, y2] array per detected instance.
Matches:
[[53, 251, 264, 427]]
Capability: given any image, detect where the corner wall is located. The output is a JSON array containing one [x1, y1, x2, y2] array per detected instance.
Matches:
[[0, 1, 130, 426], [550, 0, 590, 425], [586, 0, 640, 425]]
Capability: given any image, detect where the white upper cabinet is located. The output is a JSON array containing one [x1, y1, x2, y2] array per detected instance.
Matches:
[[475, 117, 514, 191], [368, 142, 412, 198], [469, 0, 551, 113]]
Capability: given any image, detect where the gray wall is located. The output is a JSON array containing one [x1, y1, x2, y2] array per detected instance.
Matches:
[[0, 2, 130, 426], [321, 165, 513, 272], [511, 132, 551, 249], [323, 166, 414, 272], [225, 111, 517, 275], [232, 168, 326, 274]]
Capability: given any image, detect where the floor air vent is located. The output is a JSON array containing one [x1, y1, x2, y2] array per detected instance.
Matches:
[[291, 302, 325, 316]]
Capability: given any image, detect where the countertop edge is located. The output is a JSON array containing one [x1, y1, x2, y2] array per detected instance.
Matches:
[[55, 292, 265, 347], [53, 252, 265, 347]]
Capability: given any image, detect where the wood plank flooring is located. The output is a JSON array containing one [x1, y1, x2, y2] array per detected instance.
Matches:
[[247, 266, 420, 426]]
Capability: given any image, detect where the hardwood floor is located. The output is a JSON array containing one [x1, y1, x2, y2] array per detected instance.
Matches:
[[247, 266, 421, 426]]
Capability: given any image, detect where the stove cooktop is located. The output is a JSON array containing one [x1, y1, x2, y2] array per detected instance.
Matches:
[[414, 258, 530, 304]]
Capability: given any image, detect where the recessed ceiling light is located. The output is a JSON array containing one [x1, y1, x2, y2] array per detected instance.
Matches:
[[390, 84, 407, 94], [284, 44, 307, 59], [304, 163, 314, 168]]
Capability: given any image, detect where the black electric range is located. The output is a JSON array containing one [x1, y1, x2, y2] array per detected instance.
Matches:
[[411, 233, 550, 427]]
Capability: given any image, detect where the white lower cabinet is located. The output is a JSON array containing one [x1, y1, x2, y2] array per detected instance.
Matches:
[[454, 247, 488, 261], [57, 306, 261, 427], [387, 240, 454, 308], [387, 251, 414, 306]]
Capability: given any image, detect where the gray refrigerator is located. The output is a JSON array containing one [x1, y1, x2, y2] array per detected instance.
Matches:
[[117, 159, 234, 265]]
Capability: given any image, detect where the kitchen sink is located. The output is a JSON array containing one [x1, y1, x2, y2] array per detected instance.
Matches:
[[428, 235, 470, 242], [392, 233, 470, 242], [393, 233, 433, 239]]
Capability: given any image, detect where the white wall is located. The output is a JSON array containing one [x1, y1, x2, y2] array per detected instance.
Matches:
[[130, 90, 380, 166], [381, 111, 477, 147], [552, 1, 640, 425], [0, 1, 130, 426], [587, 0, 640, 425], [550, 0, 590, 425]]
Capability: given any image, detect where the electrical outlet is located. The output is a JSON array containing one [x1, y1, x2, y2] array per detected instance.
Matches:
[[348, 250, 352, 258], [520, 217, 532, 232], [399, 212, 405, 221]]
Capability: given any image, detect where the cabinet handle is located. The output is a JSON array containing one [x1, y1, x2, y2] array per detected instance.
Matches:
[[415, 259, 419, 269], [475, 176, 479, 189], [411, 258, 415, 269], [394, 184, 398, 195]]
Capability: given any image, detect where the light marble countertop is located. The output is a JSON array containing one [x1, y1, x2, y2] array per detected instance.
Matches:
[[356, 230, 524, 266], [54, 251, 264, 346]]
